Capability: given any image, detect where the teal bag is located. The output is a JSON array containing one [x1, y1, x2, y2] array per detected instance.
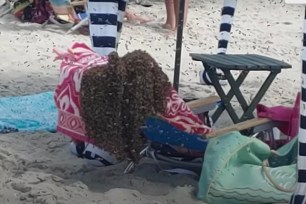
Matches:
[[198, 131, 297, 204]]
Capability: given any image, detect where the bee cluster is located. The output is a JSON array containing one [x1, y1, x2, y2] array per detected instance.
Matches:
[[80, 50, 172, 162]]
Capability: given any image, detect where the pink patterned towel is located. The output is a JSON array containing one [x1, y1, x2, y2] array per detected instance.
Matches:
[[54, 43, 212, 142], [53, 43, 108, 142], [161, 89, 212, 135]]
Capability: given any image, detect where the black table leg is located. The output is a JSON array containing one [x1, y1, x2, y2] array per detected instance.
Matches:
[[222, 70, 250, 113], [206, 66, 241, 123], [240, 70, 280, 121], [211, 70, 249, 123]]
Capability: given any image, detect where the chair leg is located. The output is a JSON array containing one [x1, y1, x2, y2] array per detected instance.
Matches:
[[66, 17, 88, 34], [40, 20, 49, 28], [0, 1, 7, 7], [0, 7, 12, 18], [0, 0, 10, 9]]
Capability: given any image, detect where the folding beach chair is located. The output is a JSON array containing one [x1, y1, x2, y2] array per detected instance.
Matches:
[[141, 112, 276, 174], [121, 87, 275, 174], [48, 0, 88, 34]]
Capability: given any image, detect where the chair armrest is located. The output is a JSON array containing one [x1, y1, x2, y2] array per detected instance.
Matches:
[[186, 96, 220, 114], [206, 118, 272, 138]]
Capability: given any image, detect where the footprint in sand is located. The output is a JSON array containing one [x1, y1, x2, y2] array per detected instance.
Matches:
[[27, 192, 58, 204], [0, 152, 8, 160], [11, 182, 32, 193]]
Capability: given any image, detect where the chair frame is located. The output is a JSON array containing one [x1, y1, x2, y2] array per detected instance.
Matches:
[[47, 0, 89, 34], [0, 0, 14, 18]]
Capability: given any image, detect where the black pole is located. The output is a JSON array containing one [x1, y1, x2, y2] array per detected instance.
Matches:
[[173, 0, 185, 92]]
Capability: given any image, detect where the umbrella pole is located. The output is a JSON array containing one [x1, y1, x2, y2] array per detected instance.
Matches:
[[88, 0, 127, 56], [217, 0, 237, 55], [173, 0, 185, 92]]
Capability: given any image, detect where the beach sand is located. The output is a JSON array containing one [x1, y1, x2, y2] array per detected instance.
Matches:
[[0, 0, 303, 203]]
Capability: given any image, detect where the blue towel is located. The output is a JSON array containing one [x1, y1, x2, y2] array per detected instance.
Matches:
[[0, 91, 57, 133]]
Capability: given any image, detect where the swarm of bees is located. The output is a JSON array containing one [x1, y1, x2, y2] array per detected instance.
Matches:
[[80, 50, 172, 162]]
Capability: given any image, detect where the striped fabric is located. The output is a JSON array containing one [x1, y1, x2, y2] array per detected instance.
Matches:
[[88, 0, 128, 56], [200, 0, 237, 85], [290, 7, 306, 204]]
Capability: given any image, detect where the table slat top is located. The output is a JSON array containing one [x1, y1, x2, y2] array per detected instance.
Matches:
[[190, 54, 292, 70]]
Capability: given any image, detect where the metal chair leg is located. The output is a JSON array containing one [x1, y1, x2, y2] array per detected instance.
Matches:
[[0, 7, 12, 18], [66, 16, 88, 34]]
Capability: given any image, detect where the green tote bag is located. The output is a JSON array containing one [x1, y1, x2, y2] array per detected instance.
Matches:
[[198, 131, 297, 204]]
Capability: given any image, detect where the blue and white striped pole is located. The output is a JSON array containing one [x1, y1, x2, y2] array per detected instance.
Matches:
[[88, 0, 128, 56], [200, 0, 237, 85], [216, 0, 237, 54], [290, 6, 306, 204]]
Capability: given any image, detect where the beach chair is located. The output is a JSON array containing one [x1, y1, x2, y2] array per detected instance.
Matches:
[[142, 117, 278, 174], [139, 94, 280, 174], [142, 117, 276, 174], [47, 0, 88, 34]]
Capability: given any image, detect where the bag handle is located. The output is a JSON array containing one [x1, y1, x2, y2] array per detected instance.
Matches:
[[262, 150, 295, 193]]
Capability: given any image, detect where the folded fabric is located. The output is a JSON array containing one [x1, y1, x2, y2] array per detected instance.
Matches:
[[256, 92, 300, 138]]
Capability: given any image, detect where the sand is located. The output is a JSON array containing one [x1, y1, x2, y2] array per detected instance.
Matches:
[[0, 0, 303, 203]]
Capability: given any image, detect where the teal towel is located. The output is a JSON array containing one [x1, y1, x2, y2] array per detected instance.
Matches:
[[0, 91, 57, 133]]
